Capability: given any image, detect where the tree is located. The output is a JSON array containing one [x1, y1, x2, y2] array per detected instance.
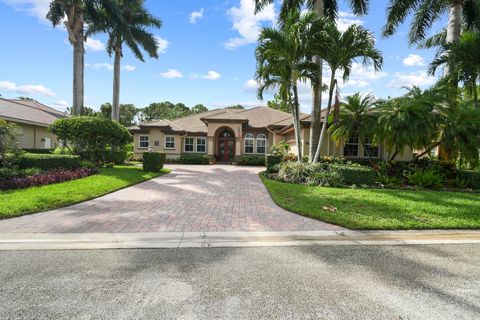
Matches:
[[256, 10, 323, 162], [255, 0, 369, 162], [191, 104, 209, 114], [87, 0, 161, 121], [17, 97, 35, 101], [328, 93, 378, 161], [312, 22, 382, 163], [0, 119, 20, 167], [139, 101, 191, 121], [267, 93, 290, 113], [99, 102, 138, 126], [226, 105, 245, 109]]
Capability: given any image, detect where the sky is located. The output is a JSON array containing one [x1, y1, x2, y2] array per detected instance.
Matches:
[[0, 0, 447, 113]]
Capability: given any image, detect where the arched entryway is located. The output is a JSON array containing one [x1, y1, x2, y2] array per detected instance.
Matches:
[[216, 127, 235, 162]]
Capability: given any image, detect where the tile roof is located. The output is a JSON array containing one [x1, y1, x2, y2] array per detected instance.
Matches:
[[0, 98, 68, 127]]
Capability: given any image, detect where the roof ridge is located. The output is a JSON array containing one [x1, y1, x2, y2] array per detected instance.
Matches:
[[6, 98, 66, 116], [171, 108, 226, 122]]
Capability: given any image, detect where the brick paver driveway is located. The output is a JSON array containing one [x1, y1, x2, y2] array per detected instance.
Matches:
[[0, 165, 344, 233]]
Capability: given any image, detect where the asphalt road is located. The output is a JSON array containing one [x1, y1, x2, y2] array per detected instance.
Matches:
[[1, 245, 479, 320]]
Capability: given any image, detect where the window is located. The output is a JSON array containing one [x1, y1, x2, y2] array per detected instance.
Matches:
[[184, 137, 194, 152], [343, 136, 359, 157], [165, 136, 175, 149], [363, 137, 379, 158], [196, 137, 206, 153], [139, 135, 149, 148], [256, 134, 266, 154], [244, 133, 254, 154]]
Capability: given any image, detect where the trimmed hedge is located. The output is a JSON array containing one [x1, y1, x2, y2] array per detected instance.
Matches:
[[236, 154, 265, 166], [105, 150, 128, 164], [457, 171, 480, 189], [18, 153, 82, 170], [329, 164, 377, 186], [180, 154, 210, 164], [22, 149, 53, 154], [266, 154, 282, 173], [143, 152, 166, 172]]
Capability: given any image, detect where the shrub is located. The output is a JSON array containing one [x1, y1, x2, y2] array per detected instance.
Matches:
[[377, 173, 403, 188], [52, 147, 73, 155], [105, 150, 128, 164], [406, 168, 445, 189], [0, 167, 41, 179], [22, 149, 53, 154], [179, 154, 210, 164], [278, 162, 313, 184], [305, 169, 344, 187], [143, 152, 165, 172], [270, 141, 290, 157], [18, 153, 82, 170], [266, 154, 282, 173], [50, 117, 131, 163], [0, 168, 97, 190], [0, 119, 21, 166], [457, 171, 480, 189], [318, 156, 347, 164], [236, 154, 265, 166], [328, 164, 377, 186]]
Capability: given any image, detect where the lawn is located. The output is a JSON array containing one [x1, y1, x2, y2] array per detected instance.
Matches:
[[0, 166, 170, 219], [261, 175, 480, 230]]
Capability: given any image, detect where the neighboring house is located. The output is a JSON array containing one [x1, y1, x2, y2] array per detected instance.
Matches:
[[129, 107, 414, 162], [0, 98, 68, 150]]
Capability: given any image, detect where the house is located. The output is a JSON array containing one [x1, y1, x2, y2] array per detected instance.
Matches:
[[129, 107, 414, 162], [0, 98, 68, 150]]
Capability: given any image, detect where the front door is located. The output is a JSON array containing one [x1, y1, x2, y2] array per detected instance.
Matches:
[[216, 129, 235, 162]]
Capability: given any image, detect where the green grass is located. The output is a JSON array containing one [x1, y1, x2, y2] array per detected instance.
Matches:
[[0, 166, 170, 219], [260, 174, 480, 230]]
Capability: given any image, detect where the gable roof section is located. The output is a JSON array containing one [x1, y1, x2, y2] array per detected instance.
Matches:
[[0, 98, 68, 127]]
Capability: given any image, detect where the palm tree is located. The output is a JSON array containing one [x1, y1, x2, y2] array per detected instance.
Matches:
[[328, 93, 378, 161], [382, 0, 479, 46], [312, 22, 383, 163], [429, 31, 480, 110], [87, 0, 161, 121], [256, 10, 323, 162], [255, 0, 369, 162]]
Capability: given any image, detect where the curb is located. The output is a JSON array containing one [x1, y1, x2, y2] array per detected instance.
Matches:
[[0, 230, 480, 250]]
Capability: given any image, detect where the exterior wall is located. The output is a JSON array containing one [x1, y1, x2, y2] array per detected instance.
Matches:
[[12, 122, 58, 149], [132, 129, 182, 160], [206, 122, 243, 158], [240, 127, 270, 157]]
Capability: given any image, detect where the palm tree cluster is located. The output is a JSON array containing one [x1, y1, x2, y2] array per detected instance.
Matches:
[[46, 0, 161, 121]]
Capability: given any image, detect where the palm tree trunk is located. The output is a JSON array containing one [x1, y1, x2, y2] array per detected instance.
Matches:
[[313, 70, 336, 163], [292, 84, 303, 162], [72, 27, 84, 115], [112, 45, 122, 122], [444, 1, 463, 75], [308, 0, 324, 162], [389, 149, 398, 162], [414, 140, 441, 160], [473, 80, 478, 111]]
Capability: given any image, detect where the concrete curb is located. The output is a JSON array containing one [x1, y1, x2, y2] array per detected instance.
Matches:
[[0, 230, 480, 250]]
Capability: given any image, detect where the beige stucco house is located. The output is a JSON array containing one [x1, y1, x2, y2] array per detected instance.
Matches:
[[129, 107, 414, 162], [0, 98, 68, 150]]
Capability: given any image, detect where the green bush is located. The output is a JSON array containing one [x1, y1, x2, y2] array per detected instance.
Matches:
[[0, 167, 41, 179], [18, 153, 82, 170], [143, 152, 166, 172], [457, 171, 480, 189], [406, 168, 445, 189], [22, 149, 52, 154], [105, 150, 128, 164], [50, 116, 131, 163], [328, 164, 377, 186], [180, 154, 210, 164], [266, 154, 282, 173], [52, 147, 73, 155], [236, 154, 265, 166]]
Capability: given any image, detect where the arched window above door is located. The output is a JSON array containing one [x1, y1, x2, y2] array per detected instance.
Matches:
[[220, 129, 235, 138]]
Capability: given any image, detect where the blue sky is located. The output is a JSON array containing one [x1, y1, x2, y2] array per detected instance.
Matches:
[[0, 0, 446, 112]]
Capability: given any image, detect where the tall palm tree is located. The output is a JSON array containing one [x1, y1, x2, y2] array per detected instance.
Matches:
[[312, 22, 383, 162], [255, 0, 369, 162], [46, 0, 120, 115], [328, 93, 378, 161], [256, 10, 323, 162], [88, 0, 161, 121], [382, 0, 478, 46]]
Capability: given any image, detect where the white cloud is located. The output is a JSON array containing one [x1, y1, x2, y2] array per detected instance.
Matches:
[[202, 71, 221, 80], [224, 0, 275, 50], [336, 11, 363, 32], [243, 79, 259, 91], [159, 69, 183, 79], [85, 63, 136, 72], [122, 65, 136, 72], [84, 38, 105, 52], [0, 0, 50, 22], [341, 63, 388, 88], [402, 54, 425, 66], [189, 8, 204, 24], [386, 71, 435, 88], [154, 36, 170, 54], [0, 80, 56, 97]]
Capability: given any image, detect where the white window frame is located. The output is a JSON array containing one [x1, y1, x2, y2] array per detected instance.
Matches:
[[139, 135, 149, 149], [184, 137, 194, 153], [363, 137, 379, 158], [256, 134, 267, 154], [343, 136, 359, 157], [165, 136, 175, 149], [196, 137, 206, 153], [244, 133, 254, 154]]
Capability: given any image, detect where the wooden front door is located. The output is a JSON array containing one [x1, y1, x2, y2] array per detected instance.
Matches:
[[217, 129, 235, 161]]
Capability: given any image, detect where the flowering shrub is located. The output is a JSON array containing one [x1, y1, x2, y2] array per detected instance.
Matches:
[[0, 167, 97, 190]]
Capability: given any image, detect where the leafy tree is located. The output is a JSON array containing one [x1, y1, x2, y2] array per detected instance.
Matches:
[[191, 104, 209, 114], [0, 119, 20, 167], [99, 102, 138, 126], [226, 105, 245, 109], [139, 101, 191, 121], [312, 22, 383, 163], [267, 93, 290, 113], [256, 10, 323, 162], [17, 96, 35, 101], [255, 0, 370, 161], [87, 0, 161, 121]]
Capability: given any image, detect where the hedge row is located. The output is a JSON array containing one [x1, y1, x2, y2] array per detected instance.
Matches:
[[143, 152, 166, 172], [180, 154, 210, 164], [236, 155, 265, 166], [18, 153, 82, 170]]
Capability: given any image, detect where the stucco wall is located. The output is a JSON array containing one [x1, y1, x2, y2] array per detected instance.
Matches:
[[133, 129, 182, 160], [13, 122, 58, 149]]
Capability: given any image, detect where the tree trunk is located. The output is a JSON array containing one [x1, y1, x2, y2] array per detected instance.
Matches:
[[414, 141, 441, 160], [473, 80, 478, 111], [389, 149, 398, 162], [112, 44, 122, 122], [72, 29, 84, 115], [308, 0, 325, 162], [444, 1, 463, 75], [313, 71, 336, 163], [292, 84, 303, 162]]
